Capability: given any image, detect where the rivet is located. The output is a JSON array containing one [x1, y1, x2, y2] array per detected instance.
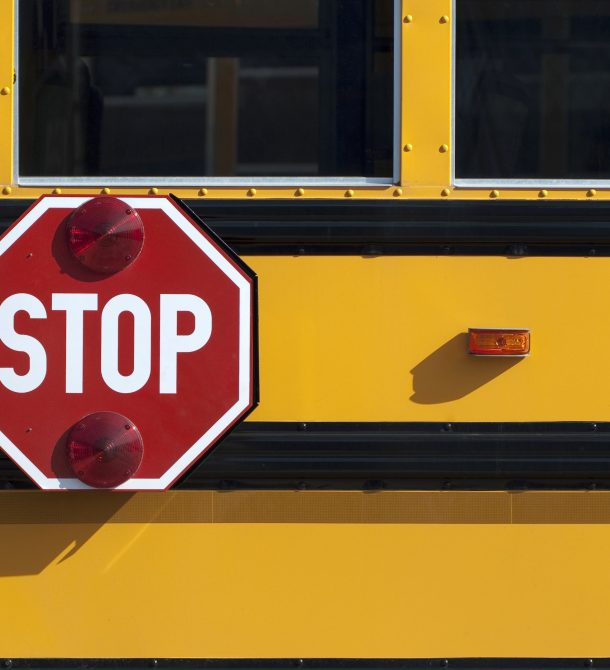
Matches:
[[404, 14, 413, 23], [52, 188, 62, 195], [490, 190, 499, 198], [295, 187, 305, 197], [393, 188, 403, 197], [149, 187, 158, 195], [439, 15, 449, 23], [587, 189, 597, 197], [538, 189, 548, 198], [403, 143, 413, 152], [441, 188, 450, 197], [345, 189, 354, 198], [439, 144, 448, 153], [101, 187, 110, 195], [1, 186, 11, 195], [0, 87, 10, 96], [247, 188, 257, 197], [198, 188, 208, 197]]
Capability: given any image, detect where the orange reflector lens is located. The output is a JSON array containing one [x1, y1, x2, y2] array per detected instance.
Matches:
[[468, 329, 530, 356]]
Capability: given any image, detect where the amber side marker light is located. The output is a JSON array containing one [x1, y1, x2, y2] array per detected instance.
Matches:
[[468, 328, 530, 356]]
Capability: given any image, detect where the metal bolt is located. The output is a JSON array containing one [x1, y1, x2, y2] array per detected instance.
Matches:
[[247, 188, 257, 197], [25, 427, 32, 433], [345, 189, 354, 198], [25, 252, 32, 259], [441, 188, 451, 197], [149, 187, 159, 195], [393, 188, 402, 197], [490, 189, 500, 198], [199, 188, 208, 197], [1, 186, 11, 195], [404, 14, 413, 23], [440, 15, 449, 23], [295, 187, 305, 197], [0, 87, 9, 96], [587, 189, 597, 197], [101, 187, 110, 195], [403, 143, 413, 152], [538, 189, 548, 198], [52, 188, 62, 195], [439, 144, 448, 153]]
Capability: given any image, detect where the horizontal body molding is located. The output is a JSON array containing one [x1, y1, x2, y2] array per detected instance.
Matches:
[[1, 661, 610, 669], [0, 422, 609, 490], [6, 200, 610, 255]]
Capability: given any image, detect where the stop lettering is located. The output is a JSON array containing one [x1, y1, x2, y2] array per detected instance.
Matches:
[[0, 196, 257, 490], [0, 292, 212, 394]]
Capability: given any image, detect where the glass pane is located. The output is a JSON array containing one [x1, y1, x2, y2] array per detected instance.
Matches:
[[19, 0, 393, 179], [456, 0, 610, 180]]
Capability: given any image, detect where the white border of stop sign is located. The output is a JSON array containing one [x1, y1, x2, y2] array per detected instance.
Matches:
[[0, 197, 253, 490]]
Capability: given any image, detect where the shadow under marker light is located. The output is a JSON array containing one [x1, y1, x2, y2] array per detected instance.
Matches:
[[65, 196, 144, 274], [468, 328, 530, 356]]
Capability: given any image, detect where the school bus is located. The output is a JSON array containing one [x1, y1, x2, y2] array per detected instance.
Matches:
[[1, 0, 610, 667]]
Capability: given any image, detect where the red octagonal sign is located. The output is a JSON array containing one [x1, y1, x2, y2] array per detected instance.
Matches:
[[0, 195, 258, 490]]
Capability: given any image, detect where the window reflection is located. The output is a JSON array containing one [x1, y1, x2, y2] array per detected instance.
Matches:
[[457, 0, 610, 180], [19, 0, 393, 178]]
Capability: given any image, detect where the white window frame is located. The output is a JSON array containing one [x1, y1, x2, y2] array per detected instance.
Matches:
[[14, 0, 401, 187], [451, 0, 610, 189]]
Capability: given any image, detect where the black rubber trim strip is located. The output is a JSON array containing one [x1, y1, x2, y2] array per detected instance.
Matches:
[[0, 659, 608, 669], [0, 422, 610, 490], [4, 199, 610, 255]]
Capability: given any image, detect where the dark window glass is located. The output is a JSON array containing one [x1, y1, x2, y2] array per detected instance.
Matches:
[[19, 0, 393, 178], [456, 0, 610, 180]]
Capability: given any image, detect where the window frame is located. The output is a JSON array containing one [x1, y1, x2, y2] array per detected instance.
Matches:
[[451, 0, 610, 189], [13, 0, 401, 188]]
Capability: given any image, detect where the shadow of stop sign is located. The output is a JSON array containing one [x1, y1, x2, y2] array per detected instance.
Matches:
[[0, 195, 258, 490]]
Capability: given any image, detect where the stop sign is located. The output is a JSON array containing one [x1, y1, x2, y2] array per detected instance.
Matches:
[[0, 195, 257, 490]]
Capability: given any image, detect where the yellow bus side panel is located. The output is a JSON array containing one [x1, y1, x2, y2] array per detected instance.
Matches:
[[251, 255, 610, 422], [0, 490, 609, 659]]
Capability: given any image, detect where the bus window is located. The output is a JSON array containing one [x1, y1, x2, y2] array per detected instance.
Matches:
[[456, 0, 610, 181], [18, 0, 394, 180]]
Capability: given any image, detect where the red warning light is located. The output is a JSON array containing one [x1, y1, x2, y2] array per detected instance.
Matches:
[[65, 196, 144, 274], [66, 412, 144, 488]]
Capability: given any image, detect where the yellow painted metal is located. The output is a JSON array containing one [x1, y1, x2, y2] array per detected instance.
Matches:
[[401, 0, 452, 189], [249, 254, 610, 422], [3, 0, 610, 662], [1, 0, 609, 200], [1, 490, 610, 658], [0, 0, 13, 190]]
